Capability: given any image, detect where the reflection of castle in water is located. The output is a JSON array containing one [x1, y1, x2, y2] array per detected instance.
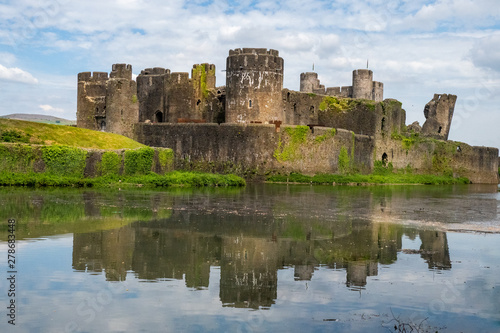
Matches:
[[72, 206, 453, 309]]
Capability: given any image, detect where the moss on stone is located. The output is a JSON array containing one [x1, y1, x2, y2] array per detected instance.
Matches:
[[314, 128, 336, 143], [273, 126, 310, 162], [338, 146, 350, 174], [319, 96, 353, 113]]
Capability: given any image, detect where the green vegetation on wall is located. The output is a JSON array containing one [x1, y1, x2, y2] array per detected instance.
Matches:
[[193, 64, 214, 99], [42, 145, 87, 177], [274, 126, 310, 162], [319, 96, 352, 113], [158, 149, 174, 173], [124, 147, 155, 175], [338, 146, 350, 174], [314, 128, 336, 143], [0, 144, 36, 172], [98, 151, 122, 176], [432, 141, 458, 176]]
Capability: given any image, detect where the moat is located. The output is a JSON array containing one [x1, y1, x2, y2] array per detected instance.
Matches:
[[1, 184, 499, 332]]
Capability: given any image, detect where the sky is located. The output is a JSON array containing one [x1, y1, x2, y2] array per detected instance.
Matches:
[[0, 0, 499, 148]]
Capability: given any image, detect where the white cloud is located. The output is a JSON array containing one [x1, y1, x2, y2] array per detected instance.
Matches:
[[0, 0, 499, 146], [0, 64, 38, 84], [39, 104, 64, 113]]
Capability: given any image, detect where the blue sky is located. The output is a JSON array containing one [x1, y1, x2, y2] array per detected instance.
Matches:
[[0, 0, 499, 147]]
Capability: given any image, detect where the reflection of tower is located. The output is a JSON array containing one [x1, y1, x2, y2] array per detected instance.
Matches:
[[220, 236, 278, 309], [346, 261, 378, 289], [225, 48, 284, 123], [131, 227, 218, 288], [419, 230, 451, 270], [72, 225, 135, 281]]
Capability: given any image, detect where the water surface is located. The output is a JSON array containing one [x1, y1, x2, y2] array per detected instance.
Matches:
[[0, 184, 499, 332]]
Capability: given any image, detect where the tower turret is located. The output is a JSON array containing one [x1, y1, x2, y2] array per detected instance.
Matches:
[[352, 69, 373, 100], [77, 71, 109, 131], [105, 64, 138, 138], [225, 48, 284, 123]]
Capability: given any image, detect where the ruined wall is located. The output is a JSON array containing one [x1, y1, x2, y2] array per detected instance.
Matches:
[[225, 48, 284, 123], [281, 89, 323, 125], [300, 72, 324, 94], [105, 64, 139, 139], [134, 123, 374, 176], [77, 71, 108, 131], [421, 94, 456, 140], [377, 139, 499, 184], [317, 98, 405, 139]]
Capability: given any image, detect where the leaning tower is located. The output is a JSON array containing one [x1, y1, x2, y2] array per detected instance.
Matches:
[[225, 48, 284, 123]]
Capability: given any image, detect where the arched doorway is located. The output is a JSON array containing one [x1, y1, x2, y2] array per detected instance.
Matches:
[[382, 152, 388, 166], [155, 111, 163, 123]]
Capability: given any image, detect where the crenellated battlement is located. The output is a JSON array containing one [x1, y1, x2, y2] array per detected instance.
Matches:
[[140, 67, 169, 76], [229, 48, 279, 56], [110, 63, 133, 80], [78, 71, 109, 82], [227, 48, 283, 71], [168, 72, 191, 84]]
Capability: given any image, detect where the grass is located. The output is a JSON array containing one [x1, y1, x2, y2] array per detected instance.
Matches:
[[0, 119, 145, 149], [0, 171, 246, 188], [267, 172, 470, 185]]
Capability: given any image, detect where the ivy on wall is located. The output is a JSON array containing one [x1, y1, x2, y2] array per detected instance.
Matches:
[[41, 145, 87, 177], [124, 147, 154, 175], [157, 149, 174, 174], [98, 151, 122, 176], [0, 144, 36, 172]]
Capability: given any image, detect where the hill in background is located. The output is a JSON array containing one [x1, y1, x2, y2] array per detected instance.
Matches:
[[0, 119, 145, 149], [0, 113, 76, 126]]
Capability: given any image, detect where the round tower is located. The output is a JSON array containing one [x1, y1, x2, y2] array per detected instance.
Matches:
[[105, 64, 139, 139], [225, 48, 284, 123], [352, 69, 373, 100]]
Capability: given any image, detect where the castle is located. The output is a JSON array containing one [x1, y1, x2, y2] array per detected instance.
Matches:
[[77, 48, 499, 184]]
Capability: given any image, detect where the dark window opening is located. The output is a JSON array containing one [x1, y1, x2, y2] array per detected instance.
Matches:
[[310, 105, 315, 114], [249, 99, 252, 108], [293, 103, 297, 113], [438, 126, 442, 134], [155, 111, 163, 123], [381, 117, 386, 131], [121, 109, 123, 116], [96, 107, 99, 113], [456, 146, 462, 152], [287, 92, 290, 102], [382, 153, 388, 166], [197, 99, 201, 106]]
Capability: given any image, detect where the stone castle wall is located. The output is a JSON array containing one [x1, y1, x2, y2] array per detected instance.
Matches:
[[134, 123, 374, 176]]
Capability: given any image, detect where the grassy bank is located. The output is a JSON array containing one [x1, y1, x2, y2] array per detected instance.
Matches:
[[267, 172, 470, 185], [0, 118, 144, 149], [0, 171, 245, 188]]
